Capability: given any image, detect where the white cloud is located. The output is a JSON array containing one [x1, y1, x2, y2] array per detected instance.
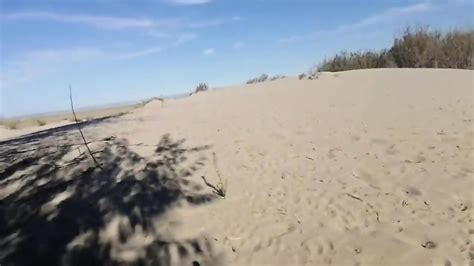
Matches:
[[453, 0, 474, 4], [233, 41, 245, 49], [0, 47, 105, 89], [2, 11, 164, 30], [187, 19, 224, 29], [231, 16, 243, 21], [1, 35, 198, 88], [146, 30, 170, 38], [167, 0, 211, 5], [24, 47, 104, 63], [186, 16, 242, 29], [2, 11, 242, 32], [278, 35, 302, 44], [338, 2, 432, 31], [278, 2, 433, 44], [114, 47, 163, 60], [203, 48, 215, 55], [173, 32, 198, 46]]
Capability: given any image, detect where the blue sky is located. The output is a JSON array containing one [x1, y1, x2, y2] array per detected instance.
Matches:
[[1, 0, 473, 117]]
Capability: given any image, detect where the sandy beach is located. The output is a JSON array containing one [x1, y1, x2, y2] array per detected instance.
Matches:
[[0, 68, 473, 265]]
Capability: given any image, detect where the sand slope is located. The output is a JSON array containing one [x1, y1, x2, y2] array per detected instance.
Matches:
[[1, 69, 473, 265]]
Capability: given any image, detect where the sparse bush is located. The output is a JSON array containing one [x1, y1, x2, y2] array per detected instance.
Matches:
[[35, 119, 46, 126], [317, 49, 395, 72], [390, 27, 474, 69], [390, 26, 444, 68], [2, 121, 18, 130], [195, 83, 209, 93], [442, 30, 474, 68], [270, 75, 286, 81], [298, 73, 307, 80], [246, 74, 269, 84], [315, 27, 473, 72], [257, 74, 268, 82], [307, 72, 322, 80]]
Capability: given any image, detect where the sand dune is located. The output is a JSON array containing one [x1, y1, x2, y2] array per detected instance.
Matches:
[[0, 69, 473, 265]]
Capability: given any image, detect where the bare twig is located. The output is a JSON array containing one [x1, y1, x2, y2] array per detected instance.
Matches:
[[201, 176, 226, 198], [60, 149, 105, 168], [213, 152, 227, 196], [200, 152, 227, 198], [345, 193, 363, 202], [69, 85, 102, 169]]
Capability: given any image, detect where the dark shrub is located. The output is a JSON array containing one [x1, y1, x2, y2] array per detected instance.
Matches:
[[246, 74, 269, 84], [270, 75, 286, 81], [195, 83, 209, 93]]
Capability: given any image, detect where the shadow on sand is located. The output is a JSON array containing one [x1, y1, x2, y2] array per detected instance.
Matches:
[[0, 118, 222, 266]]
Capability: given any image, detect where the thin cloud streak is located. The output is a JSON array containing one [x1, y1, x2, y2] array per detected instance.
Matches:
[[114, 47, 163, 60], [2, 11, 164, 29], [203, 48, 215, 55], [233, 41, 245, 49], [338, 2, 432, 30], [0, 47, 105, 89], [167, 0, 211, 5], [184, 16, 243, 29], [278, 2, 433, 44], [1, 32, 198, 89], [172, 32, 198, 46], [2, 11, 242, 31]]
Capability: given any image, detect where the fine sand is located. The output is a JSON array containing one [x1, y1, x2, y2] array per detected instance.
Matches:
[[0, 68, 473, 265]]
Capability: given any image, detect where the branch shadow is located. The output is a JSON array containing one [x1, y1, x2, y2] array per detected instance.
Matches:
[[0, 130, 221, 266]]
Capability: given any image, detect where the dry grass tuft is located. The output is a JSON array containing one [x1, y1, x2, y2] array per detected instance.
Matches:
[[316, 26, 473, 72], [246, 74, 286, 84], [0, 120, 19, 130], [390, 27, 473, 69], [269, 74, 287, 81], [35, 119, 46, 126], [195, 83, 209, 93], [246, 74, 269, 84]]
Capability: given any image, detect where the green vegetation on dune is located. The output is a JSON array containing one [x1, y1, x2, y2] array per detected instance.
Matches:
[[246, 74, 286, 84], [316, 27, 474, 72]]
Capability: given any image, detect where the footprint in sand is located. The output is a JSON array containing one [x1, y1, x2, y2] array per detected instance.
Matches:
[[300, 237, 335, 256], [351, 135, 361, 142], [385, 144, 399, 155], [370, 138, 389, 145], [403, 186, 422, 197]]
